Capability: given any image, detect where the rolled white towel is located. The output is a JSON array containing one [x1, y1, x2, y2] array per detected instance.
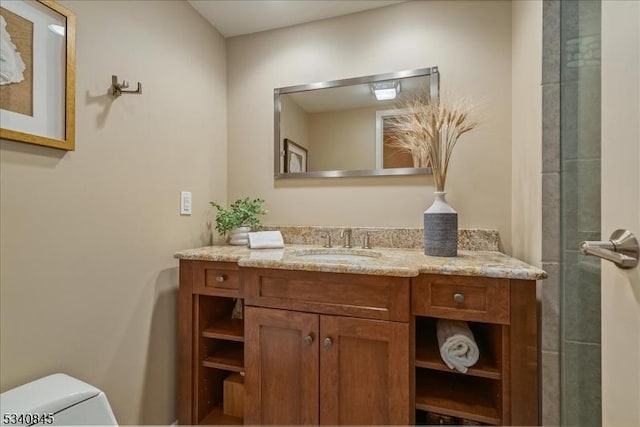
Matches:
[[248, 231, 285, 249], [436, 319, 479, 374]]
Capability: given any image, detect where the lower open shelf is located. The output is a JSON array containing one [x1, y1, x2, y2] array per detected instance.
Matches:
[[199, 404, 243, 426], [196, 368, 245, 425], [415, 369, 501, 425], [415, 317, 503, 380], [203, 318, 244, 342], [415, 409, 492, 425], [202, 341, 244, 372]]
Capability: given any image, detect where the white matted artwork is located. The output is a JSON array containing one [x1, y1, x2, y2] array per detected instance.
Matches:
[[0, 0, 75, 150], [284, 138, 308, 173]]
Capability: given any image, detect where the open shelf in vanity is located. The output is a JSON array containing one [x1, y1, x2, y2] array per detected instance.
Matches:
[[202, 317, 244, 342], [411, 274, 537, 426], [415, 317, 503, 380], [201, 341, 244, 372], [414, 316, 505, 425], [415, 369, 501, 425], [196, 295, 245, 425], [179, 261, 245, 426]]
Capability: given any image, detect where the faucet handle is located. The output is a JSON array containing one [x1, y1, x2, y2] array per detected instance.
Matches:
[[340, 228, 352, 248], [320, 231, 332, 248], [362, 231, 373, 249]]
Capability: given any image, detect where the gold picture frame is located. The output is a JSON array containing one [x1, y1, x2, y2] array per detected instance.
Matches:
[[0, 0, 76, 151]]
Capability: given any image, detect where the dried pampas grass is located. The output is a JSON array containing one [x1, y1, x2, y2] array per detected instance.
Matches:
[[388, 94, 482, 192]]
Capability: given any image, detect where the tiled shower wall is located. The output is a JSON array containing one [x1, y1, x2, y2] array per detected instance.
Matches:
[[542, 1, 602, 425], [541, 2, 562, 424]]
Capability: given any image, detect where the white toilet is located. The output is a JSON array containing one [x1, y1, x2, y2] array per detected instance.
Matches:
[[0, 373, 117, 426]]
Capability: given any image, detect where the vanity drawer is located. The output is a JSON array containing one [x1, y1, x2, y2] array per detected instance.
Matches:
[[243, 268, 410, 322], [412, 275, 510, 324], [192, 261, 242, 297]]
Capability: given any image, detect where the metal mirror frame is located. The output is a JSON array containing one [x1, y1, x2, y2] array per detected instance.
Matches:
[[274, 66, 439, 179]]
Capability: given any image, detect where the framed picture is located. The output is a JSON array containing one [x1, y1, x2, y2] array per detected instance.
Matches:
[[284, 138, 308, 173], [0, 0, 76, 150]]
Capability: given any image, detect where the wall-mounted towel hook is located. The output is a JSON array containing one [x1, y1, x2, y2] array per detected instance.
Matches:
[[111, 75, 142, 98]]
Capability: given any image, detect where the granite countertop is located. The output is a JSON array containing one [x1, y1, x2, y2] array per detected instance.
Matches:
[[174, 244, 547, 280]]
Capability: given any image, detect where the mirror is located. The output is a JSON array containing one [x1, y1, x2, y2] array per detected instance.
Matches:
[[274, 66, 439, 179]]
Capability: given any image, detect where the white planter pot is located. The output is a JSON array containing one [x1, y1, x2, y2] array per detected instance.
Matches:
[[229, 226, 250, 246]]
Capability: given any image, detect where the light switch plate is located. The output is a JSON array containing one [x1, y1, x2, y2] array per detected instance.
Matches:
[[180, 191, 192, 215]]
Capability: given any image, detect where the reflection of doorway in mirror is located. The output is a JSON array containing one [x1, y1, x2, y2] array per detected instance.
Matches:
[[375, 109, 415, 169]]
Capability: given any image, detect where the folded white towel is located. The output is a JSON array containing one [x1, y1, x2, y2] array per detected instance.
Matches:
[[437, 319, 479, 374], [248, 231, 285, 249]]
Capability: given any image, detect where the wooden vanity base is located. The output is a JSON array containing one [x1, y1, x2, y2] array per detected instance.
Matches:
[[178, 260, 538, 426]]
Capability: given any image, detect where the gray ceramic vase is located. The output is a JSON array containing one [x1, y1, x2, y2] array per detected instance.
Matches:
[[424, 192, 458, 257]]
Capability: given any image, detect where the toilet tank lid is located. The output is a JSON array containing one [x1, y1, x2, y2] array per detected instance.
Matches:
[[0, 374, 101, 416]]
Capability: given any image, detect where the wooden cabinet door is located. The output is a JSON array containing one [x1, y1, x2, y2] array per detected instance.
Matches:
[[320, 316, 410, 425], [244, 306, 319, 424]]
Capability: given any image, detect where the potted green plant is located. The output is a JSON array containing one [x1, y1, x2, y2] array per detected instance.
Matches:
[[210, 197, 267, 245]]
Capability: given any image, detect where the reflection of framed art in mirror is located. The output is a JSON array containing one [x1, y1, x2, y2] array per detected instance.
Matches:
[[284, 138, 307, 173]]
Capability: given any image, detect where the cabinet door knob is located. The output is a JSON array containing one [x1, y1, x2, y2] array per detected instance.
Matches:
[[453, 293, 465, 303], [215, 275, 226, 283], [323, 337, 333, 348], [304, 335, 314, 345]]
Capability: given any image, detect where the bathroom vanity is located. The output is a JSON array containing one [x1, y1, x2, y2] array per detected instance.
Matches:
[[175, 238, 545, 426]]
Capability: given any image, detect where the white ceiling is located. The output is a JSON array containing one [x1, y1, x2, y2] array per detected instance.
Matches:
[[187, 0, 406, 38]]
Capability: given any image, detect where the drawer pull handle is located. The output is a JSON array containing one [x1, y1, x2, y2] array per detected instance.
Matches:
[[323, 337, 333, 348], [304, 335, 314, 345], [453, 293, 465, 303], [215, 275, 226, 283]]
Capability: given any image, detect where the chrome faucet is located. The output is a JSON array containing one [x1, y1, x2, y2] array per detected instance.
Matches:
[[340, 228, 352, 248], [320, 231, 332, 248], [361, 231, 372, 249]]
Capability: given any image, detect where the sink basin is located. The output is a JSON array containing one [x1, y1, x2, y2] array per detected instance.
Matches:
[[290, 249, 382, 263]]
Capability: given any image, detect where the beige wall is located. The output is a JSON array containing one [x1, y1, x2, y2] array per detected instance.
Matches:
[[227, 0, 514, 252], [601, 1, 640, 424], [0, 1, 226, 424], [280, 95, 309, 149], [510, 3, 547, 422], [511, 0, 542, 266], [279, 96, 309, 173], [308, 107, 377, 171]]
